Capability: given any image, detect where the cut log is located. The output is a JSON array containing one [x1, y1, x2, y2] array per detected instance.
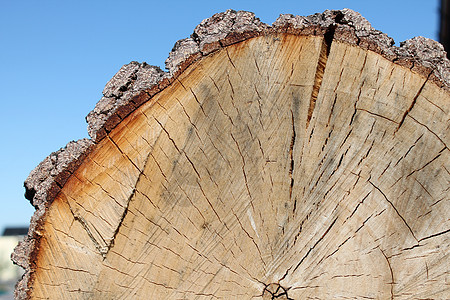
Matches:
[[13, 9, 449, 299]]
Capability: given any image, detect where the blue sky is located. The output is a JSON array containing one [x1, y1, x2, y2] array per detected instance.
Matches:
[[0, 0, 440, 234]]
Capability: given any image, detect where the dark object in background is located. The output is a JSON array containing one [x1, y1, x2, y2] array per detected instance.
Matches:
[[2, 227, 28, 236], [441, 0, 450, 57]]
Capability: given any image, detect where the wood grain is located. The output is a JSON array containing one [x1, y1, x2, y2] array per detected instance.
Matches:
[[24, 33, 449, 299], [13, 9, 450, 300]]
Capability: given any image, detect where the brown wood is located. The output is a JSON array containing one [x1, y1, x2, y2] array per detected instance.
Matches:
[[13, 9, 449, 299]]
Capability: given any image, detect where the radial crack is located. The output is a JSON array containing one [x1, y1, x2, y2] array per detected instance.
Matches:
[[105, 188, 136, 257], [107, 135, 143, 173], [293, 217, 338, 272], [68, 206, 108, 257], [289, 110, 296, 204], [395, 73, 431, 133], [306, 24, 335, 128]]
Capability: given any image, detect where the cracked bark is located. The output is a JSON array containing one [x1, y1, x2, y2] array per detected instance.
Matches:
[[15, 8, 449, 300]]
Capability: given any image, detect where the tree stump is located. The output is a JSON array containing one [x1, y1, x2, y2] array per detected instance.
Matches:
[[13, 9, 449, 299]]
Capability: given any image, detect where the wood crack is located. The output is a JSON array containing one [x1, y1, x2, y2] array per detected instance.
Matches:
[[231, 208, 266, 270], [230, 132, 254, 208], [196, 178, 223, 223], [395, 72, 431, 133], [406, 149, 445, 178], [107, 135, 143, 173], [104, 187, 135, 257], [369, 180, 418, 242], [289, 110, 296, 208], [347, 192, 372, 221], [356, 108, 399, 124], [293, 217, 338, 273], [68, 206, 108, 257], [379, 247, 394, 300], [407, 116, 449, 150], [418, 228, 450, 242], [306, 25, 335, 128], [349, 80, 365, 126]]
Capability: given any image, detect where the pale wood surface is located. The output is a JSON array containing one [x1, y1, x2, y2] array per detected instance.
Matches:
[[29, 33, 448, 299]]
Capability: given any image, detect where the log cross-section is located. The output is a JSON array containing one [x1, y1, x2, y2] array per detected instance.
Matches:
[[13, 9, 449, 299]]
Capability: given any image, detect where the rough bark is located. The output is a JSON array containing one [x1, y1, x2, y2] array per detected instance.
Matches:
[[13, 9, 449, 299]]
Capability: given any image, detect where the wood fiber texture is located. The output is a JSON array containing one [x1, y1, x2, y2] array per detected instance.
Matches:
[[14, 9, 449, 300]]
